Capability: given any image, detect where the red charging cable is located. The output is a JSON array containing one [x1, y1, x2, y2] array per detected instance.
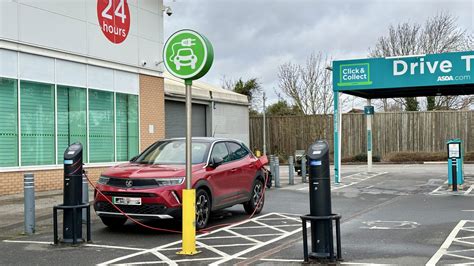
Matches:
[[84, 167, 269, 234]]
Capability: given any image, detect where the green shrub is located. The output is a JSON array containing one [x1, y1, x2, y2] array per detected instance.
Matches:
[[384, 151, 474, 162], [342, 153, 381, 163]]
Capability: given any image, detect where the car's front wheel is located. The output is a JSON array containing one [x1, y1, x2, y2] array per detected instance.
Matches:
[[244, 179, 265, 215], [196, 189, 211, 230], [100, 216, 127, 229]]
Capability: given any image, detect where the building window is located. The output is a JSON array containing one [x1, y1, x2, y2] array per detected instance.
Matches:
[[57, 86, 87, 163], [116, 93, 139, 161], [0, 76, 139, 168], [89, 89, 115, 163], [0, 78, 18, 167], [20, 81, 55, 166]]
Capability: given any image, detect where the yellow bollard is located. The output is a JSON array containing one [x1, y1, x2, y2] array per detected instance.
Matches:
[[177, 189, 200, 255], [255, 150, 261, 157]]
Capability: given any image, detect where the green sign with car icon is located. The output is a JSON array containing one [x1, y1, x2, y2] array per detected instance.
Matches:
[[163, 29, 214, 80]]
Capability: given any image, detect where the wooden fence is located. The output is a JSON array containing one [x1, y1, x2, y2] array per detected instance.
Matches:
[[249, 111, 474, 159]]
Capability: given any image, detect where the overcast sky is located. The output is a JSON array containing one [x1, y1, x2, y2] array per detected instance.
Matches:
[[163, 0, 474, 106]]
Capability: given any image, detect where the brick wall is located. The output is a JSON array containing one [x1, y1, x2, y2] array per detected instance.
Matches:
[[0, 166, 108, 196], [139, 74, 166, 151]]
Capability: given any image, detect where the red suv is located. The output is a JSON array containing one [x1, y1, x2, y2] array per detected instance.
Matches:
[[94, 138, 267, 229]]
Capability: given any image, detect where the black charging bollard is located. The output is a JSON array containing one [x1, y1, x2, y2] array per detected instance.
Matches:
[[63, 143, 83, 243], [307, 140, 332, 257]]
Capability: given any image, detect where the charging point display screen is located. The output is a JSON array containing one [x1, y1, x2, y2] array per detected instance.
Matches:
[[448, 143, 460, 158]]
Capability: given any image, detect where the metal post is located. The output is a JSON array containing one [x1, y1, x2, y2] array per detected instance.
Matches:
[[185, 82, 192, 191], [302, 156, 307, 183], [452, 158, 458, 191], [262, 92, 267, 155], [275, 156, 281, 188], [82, 174, 88, 223], [269, 155, 274, 177], [333, 92, 341, 183], [288, 156, 295, 185], [24, 173, 35, 235], [179, 80, 198, 255], [367, 99, 373, 173]]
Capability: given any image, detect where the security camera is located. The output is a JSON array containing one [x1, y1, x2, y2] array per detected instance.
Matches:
[[141, 60, 147, 66], [164, 6, 173, 16]]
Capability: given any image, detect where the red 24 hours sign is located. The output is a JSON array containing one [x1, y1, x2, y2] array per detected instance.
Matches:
[[97, 0, 130, 44]]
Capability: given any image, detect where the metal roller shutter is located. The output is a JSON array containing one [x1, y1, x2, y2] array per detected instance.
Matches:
[[165, 100, 207, 138]]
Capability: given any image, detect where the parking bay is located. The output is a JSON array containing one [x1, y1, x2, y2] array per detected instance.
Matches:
[[1, 164, 474, 265]]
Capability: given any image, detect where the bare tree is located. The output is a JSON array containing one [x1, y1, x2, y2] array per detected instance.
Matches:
[[278, 52, 333, 115], [370, 13, 472, 111]]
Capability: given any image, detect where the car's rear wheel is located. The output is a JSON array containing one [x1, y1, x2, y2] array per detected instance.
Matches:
[[244, 179, 265, 215], [100, 216, 127, 229], [196, 189, 211, 230]]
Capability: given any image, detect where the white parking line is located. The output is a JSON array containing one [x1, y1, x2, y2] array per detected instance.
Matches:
[[98, 212, 301, 265], [465, 185, 474, 195], [209, 224, 306, 265], [297, 172, 387, 191], [3, 240, 53, 245], [427, 220, 468, 266], [2, 240, 148, 251]]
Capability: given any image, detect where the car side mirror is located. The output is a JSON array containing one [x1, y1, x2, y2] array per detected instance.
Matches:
[[129, 155, 138, 162], [209, 156, 224, 168]]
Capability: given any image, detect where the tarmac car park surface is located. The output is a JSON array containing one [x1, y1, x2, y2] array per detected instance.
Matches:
[[1, 163, 474, 265]]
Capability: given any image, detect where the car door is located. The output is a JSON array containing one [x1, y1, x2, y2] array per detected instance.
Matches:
[[226, 142, 257, 201], [206, 142, 234, 207]]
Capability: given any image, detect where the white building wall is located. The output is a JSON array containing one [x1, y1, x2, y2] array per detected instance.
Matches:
[[0, 50, 139, 95], [0, 0, 164, 73], [212, 102, 250, 146]]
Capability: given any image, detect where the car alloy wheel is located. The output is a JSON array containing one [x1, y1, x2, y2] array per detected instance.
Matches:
[[252, 182, 263, 209], [244, 179, 265, 214], [196, 190, 210, 229]]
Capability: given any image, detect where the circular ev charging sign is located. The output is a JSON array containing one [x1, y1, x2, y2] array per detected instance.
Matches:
[[163, 30, 214, 80]]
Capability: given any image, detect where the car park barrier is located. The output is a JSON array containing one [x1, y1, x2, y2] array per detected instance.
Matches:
[[24, 173, 35, 235], [288, 156, 295, 185]]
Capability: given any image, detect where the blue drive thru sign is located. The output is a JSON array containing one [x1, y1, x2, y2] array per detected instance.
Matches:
[[333, 51, 474, 93]]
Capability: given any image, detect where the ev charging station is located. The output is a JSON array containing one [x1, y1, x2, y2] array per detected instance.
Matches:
[[332, 50, 474, 183], [447, 139, 464, 191], [53, 143, 91, 244], [301, 140, 342, 262]]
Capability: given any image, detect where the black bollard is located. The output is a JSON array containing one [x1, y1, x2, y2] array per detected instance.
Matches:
[[307, 140, 332, 258]]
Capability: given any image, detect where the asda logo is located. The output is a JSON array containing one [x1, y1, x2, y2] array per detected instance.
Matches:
[[337, 63, 373, 87], [437, 76, 454, 81]]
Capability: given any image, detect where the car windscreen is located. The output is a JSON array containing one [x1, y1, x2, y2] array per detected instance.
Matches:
[[134, 140, 210, 165]]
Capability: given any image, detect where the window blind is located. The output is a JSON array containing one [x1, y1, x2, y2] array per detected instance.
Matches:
[[0, 78, 18, 167]]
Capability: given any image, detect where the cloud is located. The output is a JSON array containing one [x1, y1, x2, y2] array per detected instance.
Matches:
[[164, 0, 474, 105]]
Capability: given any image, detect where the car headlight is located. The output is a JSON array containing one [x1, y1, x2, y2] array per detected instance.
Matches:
[[155, 177, 185, 187], [98, 176, 109, 185]]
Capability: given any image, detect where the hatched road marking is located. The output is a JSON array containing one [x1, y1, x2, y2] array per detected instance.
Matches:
[[427, 220, 474, 265], [293, 172, 388, 191], [98, 212, 304, 265]]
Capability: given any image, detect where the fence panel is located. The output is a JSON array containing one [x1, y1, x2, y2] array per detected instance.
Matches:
[[249, 111, 473, 159]]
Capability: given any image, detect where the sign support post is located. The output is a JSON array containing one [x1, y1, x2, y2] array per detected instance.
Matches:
[[333, 92, 341, 183], [262, 92, 267, 155], [180, 79, 197, 255], [163, 29, 214, 256], [365, 100, 373, 173]]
